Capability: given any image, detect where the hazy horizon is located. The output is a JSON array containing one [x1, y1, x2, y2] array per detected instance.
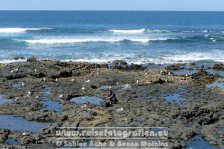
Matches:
[[0, 0, 223, 11], [0, 10, 224, 12]]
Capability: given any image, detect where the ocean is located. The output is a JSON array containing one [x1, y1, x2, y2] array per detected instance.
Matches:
[[0, 11, 224, 64]]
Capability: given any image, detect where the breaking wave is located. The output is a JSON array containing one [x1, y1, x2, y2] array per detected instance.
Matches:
[[109, 29, 146, 34], [0, 28, 50, 33], [19, 37, 170, 44]]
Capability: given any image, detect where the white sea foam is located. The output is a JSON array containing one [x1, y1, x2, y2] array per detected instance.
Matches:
[[2, 50, 223, 65], [20, 37, 170, 44], [65, 58, 149, 65], [0, 59, 27, 64], [67, 58, 113, 64], [22, 38, 120, 44], [146, 29, 171, 33], [183, 31, 195, 33], [110, 29, 146, 34], [202, 30, 209, 33], [210, 38, 216, 42], [63, 53, 146, 64], [20, 38, 148, 44], [27, 38, 131, 44], [163, 50, 224, 63], [110, 29, 172, 34], [65, 49, 224, 64], [0, 28, 49, 33]]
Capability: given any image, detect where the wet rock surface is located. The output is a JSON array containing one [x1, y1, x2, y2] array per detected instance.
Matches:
[[212, 64, 224, 71], [0, 60, 223, 148]]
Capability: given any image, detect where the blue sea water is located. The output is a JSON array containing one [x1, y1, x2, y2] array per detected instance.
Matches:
[[0, 11, 224, 64]]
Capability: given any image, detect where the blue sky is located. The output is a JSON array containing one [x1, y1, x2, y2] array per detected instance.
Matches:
[[0, 0, 223, 11]]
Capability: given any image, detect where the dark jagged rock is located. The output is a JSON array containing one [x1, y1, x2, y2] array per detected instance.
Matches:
[[212, 64, 224, 71], [112, 60, 128, 66], [153, 78, 166, 84], [27, 57, 38, 62], [192, 69, 218, 84], [0, 61, 223, 148], [12, 56, 26, 60], [129, 63, 145, 70], [165, 64, 185, 70]]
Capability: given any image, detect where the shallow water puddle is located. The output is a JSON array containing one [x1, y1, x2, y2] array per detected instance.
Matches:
[[12, 81, 24, 89], [207, 78, 224, 90], [218, 127, 224, 131], [164, 89, 186, 106], [186, 135, 218, 149], [121, 84, 131, 89], [114, 84, 131, 91], [99, 86, 112, 90], [5, 138, 19, 145], [71, 96, 106, 106], [0, 115, 51, 133], [99, 84, 131, 91], [41, 100, 62, 112], [186, 123, 193, 128], [41, 86, 52, 99], [207, 69, 224, 77], [172, 69, 198, 75], [0, 95, 13, 105], [40, 86, 62, 112]]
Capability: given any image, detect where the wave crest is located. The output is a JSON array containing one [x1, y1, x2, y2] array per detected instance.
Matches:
[[163, 50, 224, 63], [110, 29, 146, 34], [0, 59, 27, 64], [0, 28, 50, 33], [19, 37, 170, 44]]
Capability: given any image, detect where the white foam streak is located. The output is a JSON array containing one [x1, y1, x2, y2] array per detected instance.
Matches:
[[0, 28, 49, 33], [23, 38, 121, 44], [21, 38, 151, 44], [21, 37, 170, 44], [62, 50, 224, 64], [163, 51, 224, 63], [110, 29, 145, 34], [202, 30, 208, 33], [0, 59, 27, 64], [67, 58, 112, 64], [146, 29, 171, 33]]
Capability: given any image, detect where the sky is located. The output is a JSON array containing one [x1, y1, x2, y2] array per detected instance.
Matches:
[[0, 0, 223, 11]]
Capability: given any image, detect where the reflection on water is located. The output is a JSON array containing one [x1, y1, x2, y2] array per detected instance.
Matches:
[[186, 135, 218, 149], [0, 115, 51, 133], [71, 96, 106, 106], [5, 138, 19, 145], [207, 78, 224, 90], [0, 95, 13, 105], [164, 88, 186, 106], [41, 100, 62, 112]]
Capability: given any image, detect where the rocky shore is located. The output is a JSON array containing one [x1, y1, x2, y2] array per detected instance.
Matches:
[[0, 58, 223, 149]]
